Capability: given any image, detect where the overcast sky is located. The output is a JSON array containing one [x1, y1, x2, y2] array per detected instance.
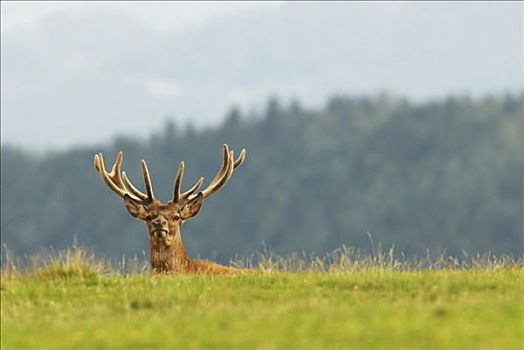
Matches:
[[1, 1, 523, 150]]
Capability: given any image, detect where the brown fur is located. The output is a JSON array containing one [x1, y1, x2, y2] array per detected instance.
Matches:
[[127, 198, 251, 274], [94, 145, 253, 274]]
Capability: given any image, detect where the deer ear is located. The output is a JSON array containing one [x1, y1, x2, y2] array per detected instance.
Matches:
[[124, 194, 148, 220], [180, 192, 204, 219]]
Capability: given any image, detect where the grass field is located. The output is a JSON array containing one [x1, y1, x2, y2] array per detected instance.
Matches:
[[1, 248, 523, 349]]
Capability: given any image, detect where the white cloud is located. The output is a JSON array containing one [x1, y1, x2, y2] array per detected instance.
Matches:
[[1, 1, 284, 34], [147, 79, 183, 99], [1, 1, 59, 32], [1, 2, 522, 149]]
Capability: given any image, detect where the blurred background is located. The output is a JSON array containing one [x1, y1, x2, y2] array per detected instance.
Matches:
[[1, 2, 522, 262]]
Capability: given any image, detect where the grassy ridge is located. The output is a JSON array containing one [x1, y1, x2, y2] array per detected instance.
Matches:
[[2, 269, 522, 349]]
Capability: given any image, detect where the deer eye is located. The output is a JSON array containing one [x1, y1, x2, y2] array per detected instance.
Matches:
[[172, 214, 180, 221]]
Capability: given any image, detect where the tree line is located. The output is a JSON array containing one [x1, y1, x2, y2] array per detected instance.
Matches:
[[1, 93, 522, 262]]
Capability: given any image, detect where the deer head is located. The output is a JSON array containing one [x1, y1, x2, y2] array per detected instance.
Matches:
[[93, 144, 246, 272]]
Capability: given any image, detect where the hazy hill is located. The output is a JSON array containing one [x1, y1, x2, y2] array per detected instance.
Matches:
[[2, 2, 522, 149]]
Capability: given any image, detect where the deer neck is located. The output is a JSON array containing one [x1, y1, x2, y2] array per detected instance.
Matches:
[[150, 226, 191, 273]]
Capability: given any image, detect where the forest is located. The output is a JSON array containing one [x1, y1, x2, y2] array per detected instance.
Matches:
[[1, 93, 522, 262]]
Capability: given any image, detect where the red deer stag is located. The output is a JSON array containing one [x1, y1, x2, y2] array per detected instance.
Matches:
[[94, 144, 251, 274]]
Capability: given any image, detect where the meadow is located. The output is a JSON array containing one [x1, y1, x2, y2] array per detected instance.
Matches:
[[1, 247, 523, 349]]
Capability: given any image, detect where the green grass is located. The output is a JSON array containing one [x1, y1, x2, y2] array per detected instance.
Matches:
[[1, 246, 523, 349], [2, 265, 523, 349]]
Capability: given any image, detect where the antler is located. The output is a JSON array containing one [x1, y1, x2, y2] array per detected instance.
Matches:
[[176, 144, 245, 205], [95, 145, 246, 207], [172, 161, 205, 204], [94, 151, 155, 204]]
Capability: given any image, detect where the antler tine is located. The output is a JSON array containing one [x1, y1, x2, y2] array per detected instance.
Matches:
[[190, 145, 237, 201], [207, 144, 231, 186], [108, 151, 124, 186], [191, 145, 230, 198], [234, 149, 246, 169], [94, 153, 119, 196], [94, 152, 141, 202], [122, 171, 149, 200], [94, 153, 124, 197], [172, 161, 185, 203], [222, 150, 236, 184], [186, 144, 246, 202], [180, 177, 204, 201], [141, 160, 155, 201]]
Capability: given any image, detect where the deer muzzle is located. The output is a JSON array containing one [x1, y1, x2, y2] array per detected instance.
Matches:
[[152, 230, 168, 239]]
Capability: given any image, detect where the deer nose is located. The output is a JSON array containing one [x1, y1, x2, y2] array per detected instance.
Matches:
[[153, 217, 167, 226]]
